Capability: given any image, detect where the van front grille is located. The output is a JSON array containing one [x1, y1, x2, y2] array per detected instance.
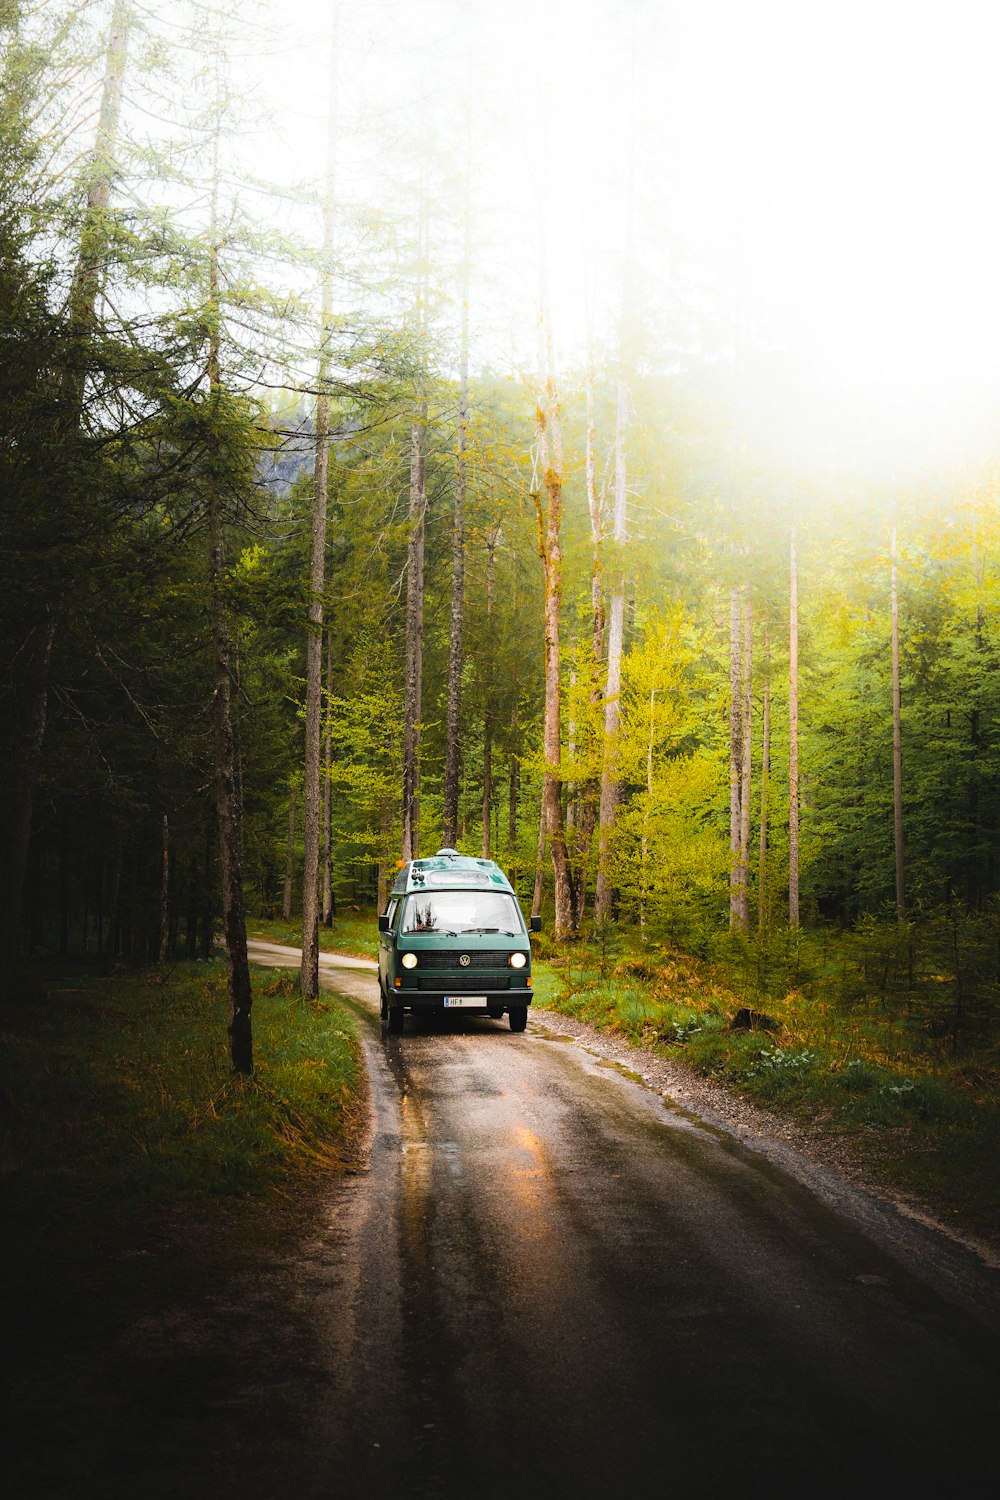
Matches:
[[416, 975, 509, 991], [415, 950, 512, 970]]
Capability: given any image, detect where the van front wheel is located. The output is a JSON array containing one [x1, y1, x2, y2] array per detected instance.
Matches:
[[508, 1006, 528, 1033], [387, 1001, 404, 1035]]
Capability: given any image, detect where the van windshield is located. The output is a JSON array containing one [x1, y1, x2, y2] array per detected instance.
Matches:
[[401, 890, 523, 936]]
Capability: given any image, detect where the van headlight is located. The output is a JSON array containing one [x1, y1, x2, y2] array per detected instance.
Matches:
[[509, 952, 527, 969], [401, 952, 418, 969]]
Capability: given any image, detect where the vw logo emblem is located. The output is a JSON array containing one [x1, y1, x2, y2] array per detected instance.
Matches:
[[459, 954, 471, 967]]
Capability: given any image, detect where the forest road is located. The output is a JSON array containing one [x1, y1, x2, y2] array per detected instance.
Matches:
[[244, 941, 1000, 1500]]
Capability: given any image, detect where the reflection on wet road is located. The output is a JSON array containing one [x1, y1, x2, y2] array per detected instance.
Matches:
[[249, 943, 1000, 1499]]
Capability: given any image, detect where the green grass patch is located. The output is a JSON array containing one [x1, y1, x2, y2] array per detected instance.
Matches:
[[534, 935, 1000, 1242], [1, 960, 363, 1228], [1, 959, 364, 1497], [249, 909, 378, 959]]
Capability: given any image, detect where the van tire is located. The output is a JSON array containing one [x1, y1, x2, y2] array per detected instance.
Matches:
[[508, 1006, 528, 1033], [387, 1002, 404, 1035]]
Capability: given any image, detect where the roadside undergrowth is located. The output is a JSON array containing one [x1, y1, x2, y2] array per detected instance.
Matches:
[[1, 959, 364, 1496], [249, 911, 378, 960], [532, 931, 1000, 1243], [1, 960, 364, 1232]]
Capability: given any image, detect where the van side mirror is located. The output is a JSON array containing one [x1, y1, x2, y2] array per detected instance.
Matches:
[[530, 915, 542, 933], [378, 914, 391, 933]]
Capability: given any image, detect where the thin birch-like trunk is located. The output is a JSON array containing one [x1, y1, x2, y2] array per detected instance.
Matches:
[[891, 523, 905, 921], [207, 144, 252, 1073], [531, 795, 546, 919], [301, 8, 339, 998], [758, 632, 771, 930], [566, 350, 605, 931], [533, 344, 573, 938], [738, 586, 753, 929], [401, 415, 426, 861], [508, 705, 520, 867], [481, 530, 497, 857], [322, 632, 334, 924], [789, 524, 800, 928], [443, 177, 471, 847], [729, 585, 742, 927], [594, 371, 628, 922], [640, 688, 656, 931]]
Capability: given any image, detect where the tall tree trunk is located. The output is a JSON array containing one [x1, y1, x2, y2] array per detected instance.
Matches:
[[728, 584, 742, 928], [481, 528, 498, 857], [0, 4, 131, 996], [283, 785, 296, 920], [508, 739, 520, 863], [443, 182, 471, 848], [322, 631, 334, 924], [891, 523, 905, 921], [594, 371, 628, 922], [301, 9, 339, 998], [640, 688, 656, 931], [401, 415, 426, 861], [564, 350, 605, 932], [207, 140, 251, 1072], [758, 631, 771, 930], [737, 585, 753, 929], [533, 341, 573, 938], [376, 798, 392, 911], [482, 733, 493, 858], [159, 812, 170, 963], [789, 524, 800, 928], [531, 794, 546, 919]]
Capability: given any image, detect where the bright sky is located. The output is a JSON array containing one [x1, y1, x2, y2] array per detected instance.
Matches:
[[243, 0, 1000, 478]]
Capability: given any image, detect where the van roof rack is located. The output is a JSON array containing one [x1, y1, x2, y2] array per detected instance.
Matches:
[[390, 852, 515, 896]]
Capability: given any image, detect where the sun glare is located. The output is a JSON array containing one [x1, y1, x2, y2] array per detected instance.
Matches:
[[255, 0, 1000, 478]]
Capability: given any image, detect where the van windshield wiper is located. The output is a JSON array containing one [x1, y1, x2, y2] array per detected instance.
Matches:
[[461, 927, 519, 935]]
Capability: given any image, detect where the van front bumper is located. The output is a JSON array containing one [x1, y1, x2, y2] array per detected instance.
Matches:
[[392, 986, 532, 1010]]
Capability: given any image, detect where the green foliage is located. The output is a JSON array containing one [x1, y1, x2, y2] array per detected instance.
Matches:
[[0, 962, 362, 1214]]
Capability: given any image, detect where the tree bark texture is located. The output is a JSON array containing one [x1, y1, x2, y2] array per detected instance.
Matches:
[[758, 632, 771, 930], [789, 524, 800, 928], [532, 371, 573, 938], [443, 194, 471, 848], [728, 585, 743, 928], [208, 158, 251, 1070], [209, 477, 253, 1073], [402, 416, 426, 861], [322, 632, 334, 925], [891, 524, 905, 921], [737, 586, 753, 929], [300, 12, 339, 998], [594, 371, 628, 923]]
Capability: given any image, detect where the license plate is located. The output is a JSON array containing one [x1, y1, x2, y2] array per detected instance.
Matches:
[[443, 996, 487, 1007]]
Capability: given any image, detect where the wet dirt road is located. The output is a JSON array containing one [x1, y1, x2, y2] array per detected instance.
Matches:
[[248, 944, 1000, 1500]]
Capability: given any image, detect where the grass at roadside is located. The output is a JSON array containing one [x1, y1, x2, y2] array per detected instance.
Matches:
[[249, 910, 378, 959], [1, 959, 363, 1220], [1, 958, 364, 1497], [531, 934, 1000, 1243]]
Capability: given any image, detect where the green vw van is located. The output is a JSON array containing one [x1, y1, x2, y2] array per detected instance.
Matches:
[[378, 849, 540, 1035]]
